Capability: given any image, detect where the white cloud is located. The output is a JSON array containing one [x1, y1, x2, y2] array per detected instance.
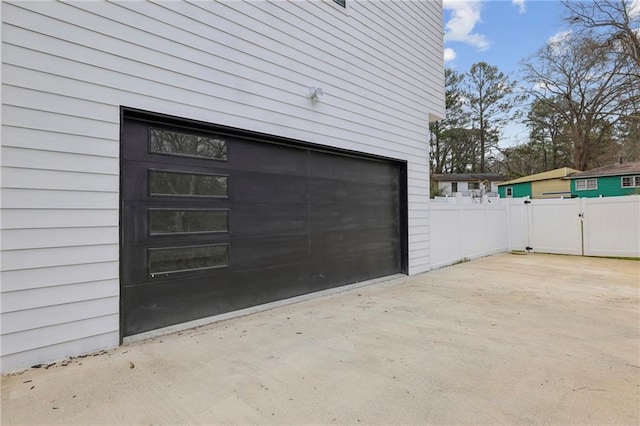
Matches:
[[512, 0, 526, 14], [547, 30, 572, 54], [443, 0, 490, 51], [548, 30, 572, 45], [444, 48, 457, 62]]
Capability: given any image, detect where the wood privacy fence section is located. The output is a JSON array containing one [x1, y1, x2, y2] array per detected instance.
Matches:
[[429, 195, 640, 269]]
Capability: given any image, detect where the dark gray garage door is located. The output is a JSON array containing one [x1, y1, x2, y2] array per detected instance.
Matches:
[[120, 112, 406, 337]]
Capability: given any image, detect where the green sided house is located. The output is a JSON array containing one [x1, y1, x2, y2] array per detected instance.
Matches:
[[497, 167, 579, 199], [569, 162, 640, 197]]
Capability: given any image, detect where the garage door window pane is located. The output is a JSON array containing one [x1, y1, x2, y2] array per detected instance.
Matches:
[[148, 244, 228, 276], [149, 210, 228, 234], [150, 128, 227, 160], [149, 171, 228, 197]]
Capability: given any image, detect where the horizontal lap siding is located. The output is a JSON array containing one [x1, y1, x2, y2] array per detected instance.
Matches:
[[1, 263, 119, 293], [407, 160, 431, 274], [1, 0, 443, 372]]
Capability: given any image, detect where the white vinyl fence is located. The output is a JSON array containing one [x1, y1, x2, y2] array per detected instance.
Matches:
[[429, 200, 508, 269], [429, 195, 640, 268], [582, 196, 640, 257]]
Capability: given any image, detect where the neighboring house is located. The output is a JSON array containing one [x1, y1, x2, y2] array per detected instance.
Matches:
[[0, 1, 445, 372], [431, 173, 505, 197], [497, 167, 580, 199], [568, 162, 640, 197]]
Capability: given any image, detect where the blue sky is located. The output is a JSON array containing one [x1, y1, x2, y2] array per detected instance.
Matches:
[[443, 0, 571, 146]]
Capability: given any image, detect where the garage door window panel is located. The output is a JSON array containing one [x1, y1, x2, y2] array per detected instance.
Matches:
[[150, 127, 227, 160], [149, 170, 228, 197], [149, 209, 229, 235], [148, 244, 229, 276]]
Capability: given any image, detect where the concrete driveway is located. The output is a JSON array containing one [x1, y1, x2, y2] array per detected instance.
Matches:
[[2, 253, 639, 425]]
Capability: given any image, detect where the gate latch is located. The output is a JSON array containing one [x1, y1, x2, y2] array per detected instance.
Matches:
[[524, 200, 531, 204], [578, 213, 584, 218]]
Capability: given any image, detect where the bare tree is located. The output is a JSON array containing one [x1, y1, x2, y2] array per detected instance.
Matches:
[[563, 0, 640, 70], [615, 113, 640, 161], [494, 143, 548, 179], [526, 97, 573, 170], [521, 32, 639, 170]]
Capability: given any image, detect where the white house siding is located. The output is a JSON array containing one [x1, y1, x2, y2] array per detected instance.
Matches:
[[0, 0, 444, 372]]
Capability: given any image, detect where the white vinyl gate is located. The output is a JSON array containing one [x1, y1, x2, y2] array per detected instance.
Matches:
[[508, 195, 640, 258]]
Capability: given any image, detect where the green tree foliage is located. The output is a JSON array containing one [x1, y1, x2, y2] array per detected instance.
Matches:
[[430, 68, 467, 174], [429, 64, 519, 174], [464, 62, 522, 172]]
